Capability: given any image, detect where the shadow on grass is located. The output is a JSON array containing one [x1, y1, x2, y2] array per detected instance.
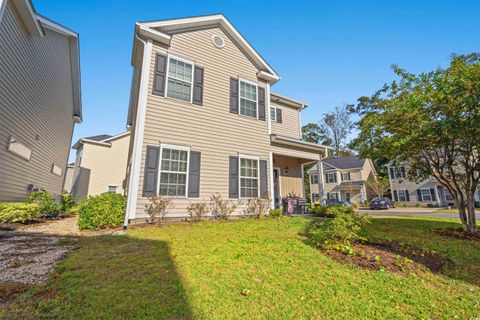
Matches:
[[0, 232, 193, 320], [301, 216, 480, 286]]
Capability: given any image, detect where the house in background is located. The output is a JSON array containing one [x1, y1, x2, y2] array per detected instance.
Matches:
[[124, 15, 331, 223], [71, 132, 130, 200], [63, 163, 75, 193], [0, 0, 81, 202], [308, 156, 376, 205]]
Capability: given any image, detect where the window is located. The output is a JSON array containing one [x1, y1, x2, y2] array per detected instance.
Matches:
[[108, 185, 117, 193], [342, 172, 350, 181], [398, 189, 407, 202], [159, 146, 189, 196], [239, 156, 259, 198], [420, 188, 432, 202], [328, 192, 339, 200], [239, 80, 257, 118], [445, 190, 454, 201], [326, 172, 336, 183], [310, 174, 318, 184], [270, 106, 277, 122], [312, 193, 320, 202], [345, 192, 351, 203], [166, 57, 193, 102]]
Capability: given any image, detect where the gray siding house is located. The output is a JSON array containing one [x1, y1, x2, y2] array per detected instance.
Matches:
[[0, 0, 81, 201]]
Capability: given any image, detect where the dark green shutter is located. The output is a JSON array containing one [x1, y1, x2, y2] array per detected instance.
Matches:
[[143, 146, 160, 197], [229, 156, 239, 198], [152, 54, 167, 96], [417, 189, 422, 201], [258, 87, 266, 121], [393, 190, 398, 201], [192, 67, 204, 106], [400, 166, 406, 178], [230, 78, 239, 114], [259, 160, 268, 196], [430, 188, 436, 201], [389, 167, 395, 179], [405, 190, 410, 202], [188, 151, 201, 197], [276, 108, 282, 123]]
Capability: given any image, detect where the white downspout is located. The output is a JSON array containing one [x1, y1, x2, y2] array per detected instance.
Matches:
[[124, 35, 153, 228]]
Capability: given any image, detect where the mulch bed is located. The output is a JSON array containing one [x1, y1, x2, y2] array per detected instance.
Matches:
[[323, 241, 453, 275], [435, 227, 480, 240]]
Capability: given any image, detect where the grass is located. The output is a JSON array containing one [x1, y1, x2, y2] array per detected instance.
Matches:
[[2, 216, 480, 319], [435, 208, 480, 213]]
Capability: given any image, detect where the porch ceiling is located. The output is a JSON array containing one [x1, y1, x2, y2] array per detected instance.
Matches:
[[270, 134, 331, 160]]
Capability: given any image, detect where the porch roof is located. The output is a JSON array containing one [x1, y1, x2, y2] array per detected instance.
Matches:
[[270, 134, 332, 155]]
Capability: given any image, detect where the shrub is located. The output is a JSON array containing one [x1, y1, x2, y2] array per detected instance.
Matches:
[[77, 193, 126, 230], [415, 203, 421, 208], [26, 191, 60, 218], [243, 194, 270, 218], [60, 191, 76, 214], [0, 203, 40, 223], [308, 205, 340, 218], [351, 202, 360, 210], [187, 201, 210, 221], [306, 206, 370, 253], [210, 193, 240, 219], [269, 209, 282, 218], [144, 196, 173, 223], [427, 203, 434, 208]]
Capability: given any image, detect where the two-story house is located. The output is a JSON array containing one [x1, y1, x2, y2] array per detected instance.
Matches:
[[308, 156, 376, 204], [123, 15, 331, 223], [0, 0, 82, 202], [70, 132, 130, 200]]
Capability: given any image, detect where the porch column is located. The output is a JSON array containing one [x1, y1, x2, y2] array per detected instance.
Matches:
[[435, 185, 442, 207], [317, 160, 325, 204]]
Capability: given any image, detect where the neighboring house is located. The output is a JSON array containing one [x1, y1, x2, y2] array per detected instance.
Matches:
[[387, 164, 480, 207], [71, 132, 130, 200], [124, 15, 331, 223], [308, 156, 376, 204], [63, 163, 75, 193], [0, 0, 82, 202]]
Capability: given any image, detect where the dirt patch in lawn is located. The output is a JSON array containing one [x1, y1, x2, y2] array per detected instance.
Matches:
[[323, 241, 453, 275], [435, 227, 480, 240]]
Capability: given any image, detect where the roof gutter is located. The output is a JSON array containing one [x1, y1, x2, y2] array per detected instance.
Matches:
[[271, 134, 334, 153]]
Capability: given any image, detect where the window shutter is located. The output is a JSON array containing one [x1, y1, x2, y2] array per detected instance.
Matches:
[[430, 188, 436, 201], [192, 67, 204, 106], [401, 166, 406, 178], [389, 167, 395, 179], [229, 156, 239, 198], [417, 189, 422, 202], [142, 146, 160, 197], [229, 78, 239, 114], [259, 160, 268, 196], [405, 190, 410, 202], [334, 173, 337, 183], [348, 172, 351, 180], [325, 173, 329, 182], [152, 54, 167, 96], [276, 108, 283, 123], [393, 190, 398, 202], [258, 87, 266, 121], [187, 151, 201, 197], [327, 192, 330, 199]]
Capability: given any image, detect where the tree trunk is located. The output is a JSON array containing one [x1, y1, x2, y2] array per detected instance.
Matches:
[[466, 192, 477, 233]]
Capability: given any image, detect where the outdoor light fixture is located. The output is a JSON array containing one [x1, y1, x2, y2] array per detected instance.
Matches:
[[284, 166, 289, 174]]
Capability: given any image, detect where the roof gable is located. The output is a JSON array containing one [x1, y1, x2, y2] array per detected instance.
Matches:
[[136, 14, 280, 84]]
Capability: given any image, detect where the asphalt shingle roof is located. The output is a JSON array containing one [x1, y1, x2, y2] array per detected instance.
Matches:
[[84, 134, 112, 142], [322, 156, 366, 170]]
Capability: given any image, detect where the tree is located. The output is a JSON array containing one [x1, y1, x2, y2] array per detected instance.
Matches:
[[322, 104, 355, 157], [366, 176, 390, 198], [301, 123, 331, 145], [351, 53, 480, 233]]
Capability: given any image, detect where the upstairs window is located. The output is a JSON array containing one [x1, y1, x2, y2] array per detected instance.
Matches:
[[270, 106, 277, 122], [239, 80, 257, 118], [342, 172, 351, 181], [326, 172, 336, 183], [159, 147, 189, 196], [310, 174, 319, 184], [240, 156, 259, 197], [166, 57, 193, 102]]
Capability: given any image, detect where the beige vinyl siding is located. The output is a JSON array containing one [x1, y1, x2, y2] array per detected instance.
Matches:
[[0, 2, 75, 201], [135, 27, 272, 218], [390, 176, 440, 205], [63, 166, 74, 192], [274, 156, 305, 198], [271, 102, 301, 139]]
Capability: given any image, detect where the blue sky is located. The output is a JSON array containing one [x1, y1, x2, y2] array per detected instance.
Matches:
[[34, 0, 480, 161]]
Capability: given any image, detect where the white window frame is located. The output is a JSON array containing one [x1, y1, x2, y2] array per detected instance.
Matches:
[[327, 172, 336, 183], [310, 174, 319, 184], [239, 154, 260, 198], [270, 106, 277, 122], [238, 78, 258, 119], [342, 172, 350, 181], [328, 192, 339, 200], [165, 54, 195, 104], [108, 185, 117, 193], [420, 188, 432, 202], [156, 143, 191, 198], [312, 193, 320, 202], [445, 189, 454, 201], [397, 188, 407, 202]]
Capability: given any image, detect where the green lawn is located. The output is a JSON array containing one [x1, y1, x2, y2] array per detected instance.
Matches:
[[3, 216, 480, 319]]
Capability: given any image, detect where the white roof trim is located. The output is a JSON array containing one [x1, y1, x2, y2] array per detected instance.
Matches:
[[36, 15, 77, 37], [102, 131, 130, 142], [271, 134, 333, 154], [271, 92, 308, 110], [11, 0, 43, 36], [138, 15, 280, 83]]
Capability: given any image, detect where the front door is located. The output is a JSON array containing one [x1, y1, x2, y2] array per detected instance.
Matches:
[[273, 168, 281, 209]]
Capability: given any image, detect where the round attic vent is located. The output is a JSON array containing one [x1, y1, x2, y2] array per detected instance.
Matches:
[[212, 35, 225, 48]]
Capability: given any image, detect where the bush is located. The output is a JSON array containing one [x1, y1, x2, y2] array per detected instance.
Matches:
[[61, 191, 76, 214], [269, 209, 282, 218], [26, 191, 60, 218], [307, 205, 337, 218], [243, 195, 271, 218], [0, 203, 40, 223], [306, 206, 370, 253], [77, 193, 126, 230], [144, 196, 173, 223], [427, 203, 434, 208], [187, 201, 210, 221], [210, 193, 240, 219]]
